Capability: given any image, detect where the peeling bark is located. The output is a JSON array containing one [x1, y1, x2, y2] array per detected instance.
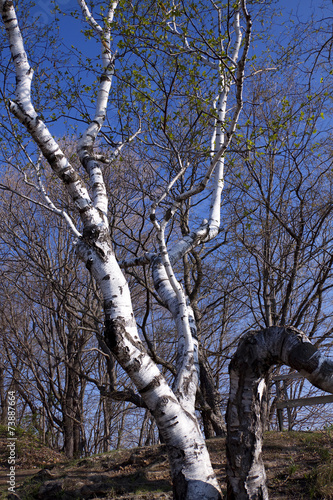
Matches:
[[226, 326, 333, 499]]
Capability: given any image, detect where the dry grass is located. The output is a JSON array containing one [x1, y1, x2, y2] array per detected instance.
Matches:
[[0, 428, 332, 499]]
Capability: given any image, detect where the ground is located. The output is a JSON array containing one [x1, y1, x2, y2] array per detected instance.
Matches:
[[0, 427, 332, 499]]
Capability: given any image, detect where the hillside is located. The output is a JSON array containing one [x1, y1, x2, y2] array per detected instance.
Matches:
[[0, 428, 332, 499]]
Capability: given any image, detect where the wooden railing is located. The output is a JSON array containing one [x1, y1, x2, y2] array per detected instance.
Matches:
[[273, 373, 333, 431]]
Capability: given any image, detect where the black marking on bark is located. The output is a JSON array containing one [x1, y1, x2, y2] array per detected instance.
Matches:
[[165, 420, 179, 428], [91, 119, 101, 128], [104, 316, 146, 364], [102, 274, 110, 280], [55, 160, 73, 180], [168, 447, 187, 500], [165, 208, 172, 222], [166, 415, 178, 423], [183, 407, 199, 425], [79, 205, 91, 214], [154, 278, 164, 291], [105, 316, 124, 351], [83, 225, 100, 241], [80, 156, 89, 170], [190, 327, 198, 340], [130, 356, 142, 373], [180, 375, 192, 395], [3, 1, 14, 11], [85, 257, 94, 271], [150, 213, 156, 222], [100, 75, 111, 82], [104, 316, 131, 364], [97, 207, 106, 220], [173, 469, 188, 500], [104, 299, 114, 310], [154, 395, 178, 416], [139, 374, 163, 394]]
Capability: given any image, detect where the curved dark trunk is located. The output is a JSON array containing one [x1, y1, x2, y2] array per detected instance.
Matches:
[[226, 326, 333, 499]]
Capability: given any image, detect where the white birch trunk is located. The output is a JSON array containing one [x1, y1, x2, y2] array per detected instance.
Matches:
[[209, 9, 242, 237], [0, 2, 222, 497], [152, 255, 199, 415], [226, 326, 333, 500], [148, 0, 252, 426], [76, 0, 117, 218], [76, 240, 222, 500]]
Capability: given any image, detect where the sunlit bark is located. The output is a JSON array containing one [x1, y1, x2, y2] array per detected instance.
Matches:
[[148, 0, 252, 428], [0, 1, 225, 496]]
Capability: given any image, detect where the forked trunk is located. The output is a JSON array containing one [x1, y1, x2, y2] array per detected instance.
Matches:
[[78, 240, 222, 500]]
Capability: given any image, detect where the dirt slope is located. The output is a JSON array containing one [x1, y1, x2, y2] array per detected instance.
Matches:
[[1, 430, 332, 499]]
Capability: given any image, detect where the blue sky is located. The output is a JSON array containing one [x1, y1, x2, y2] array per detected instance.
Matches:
[[30, 0, 330, 49], [25, 0, 332, 140]]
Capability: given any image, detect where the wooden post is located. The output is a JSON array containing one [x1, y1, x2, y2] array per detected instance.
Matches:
[[275, 380, 284, 431]]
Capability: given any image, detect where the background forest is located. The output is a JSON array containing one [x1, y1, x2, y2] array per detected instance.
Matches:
[[0, 0, 332, 464]]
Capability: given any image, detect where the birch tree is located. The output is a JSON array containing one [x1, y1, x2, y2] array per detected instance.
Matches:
[[2, 1, 332, 498], [0, 0, 251, 498]]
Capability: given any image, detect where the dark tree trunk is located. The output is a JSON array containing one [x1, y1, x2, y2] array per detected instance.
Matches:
[[0, 368, 7, 425], [199, 354, 226, 438], [226, 326, 333, 500], [63, 356, 81, 458]]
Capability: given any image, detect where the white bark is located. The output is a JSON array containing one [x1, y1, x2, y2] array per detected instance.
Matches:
[[209, 9, 242, 236], [76, 0, 117, 217], [226, 326, 333, 500], [0, 1, 223, 497], [1, 0, 98, 229], [152, 254, 199, 415]]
